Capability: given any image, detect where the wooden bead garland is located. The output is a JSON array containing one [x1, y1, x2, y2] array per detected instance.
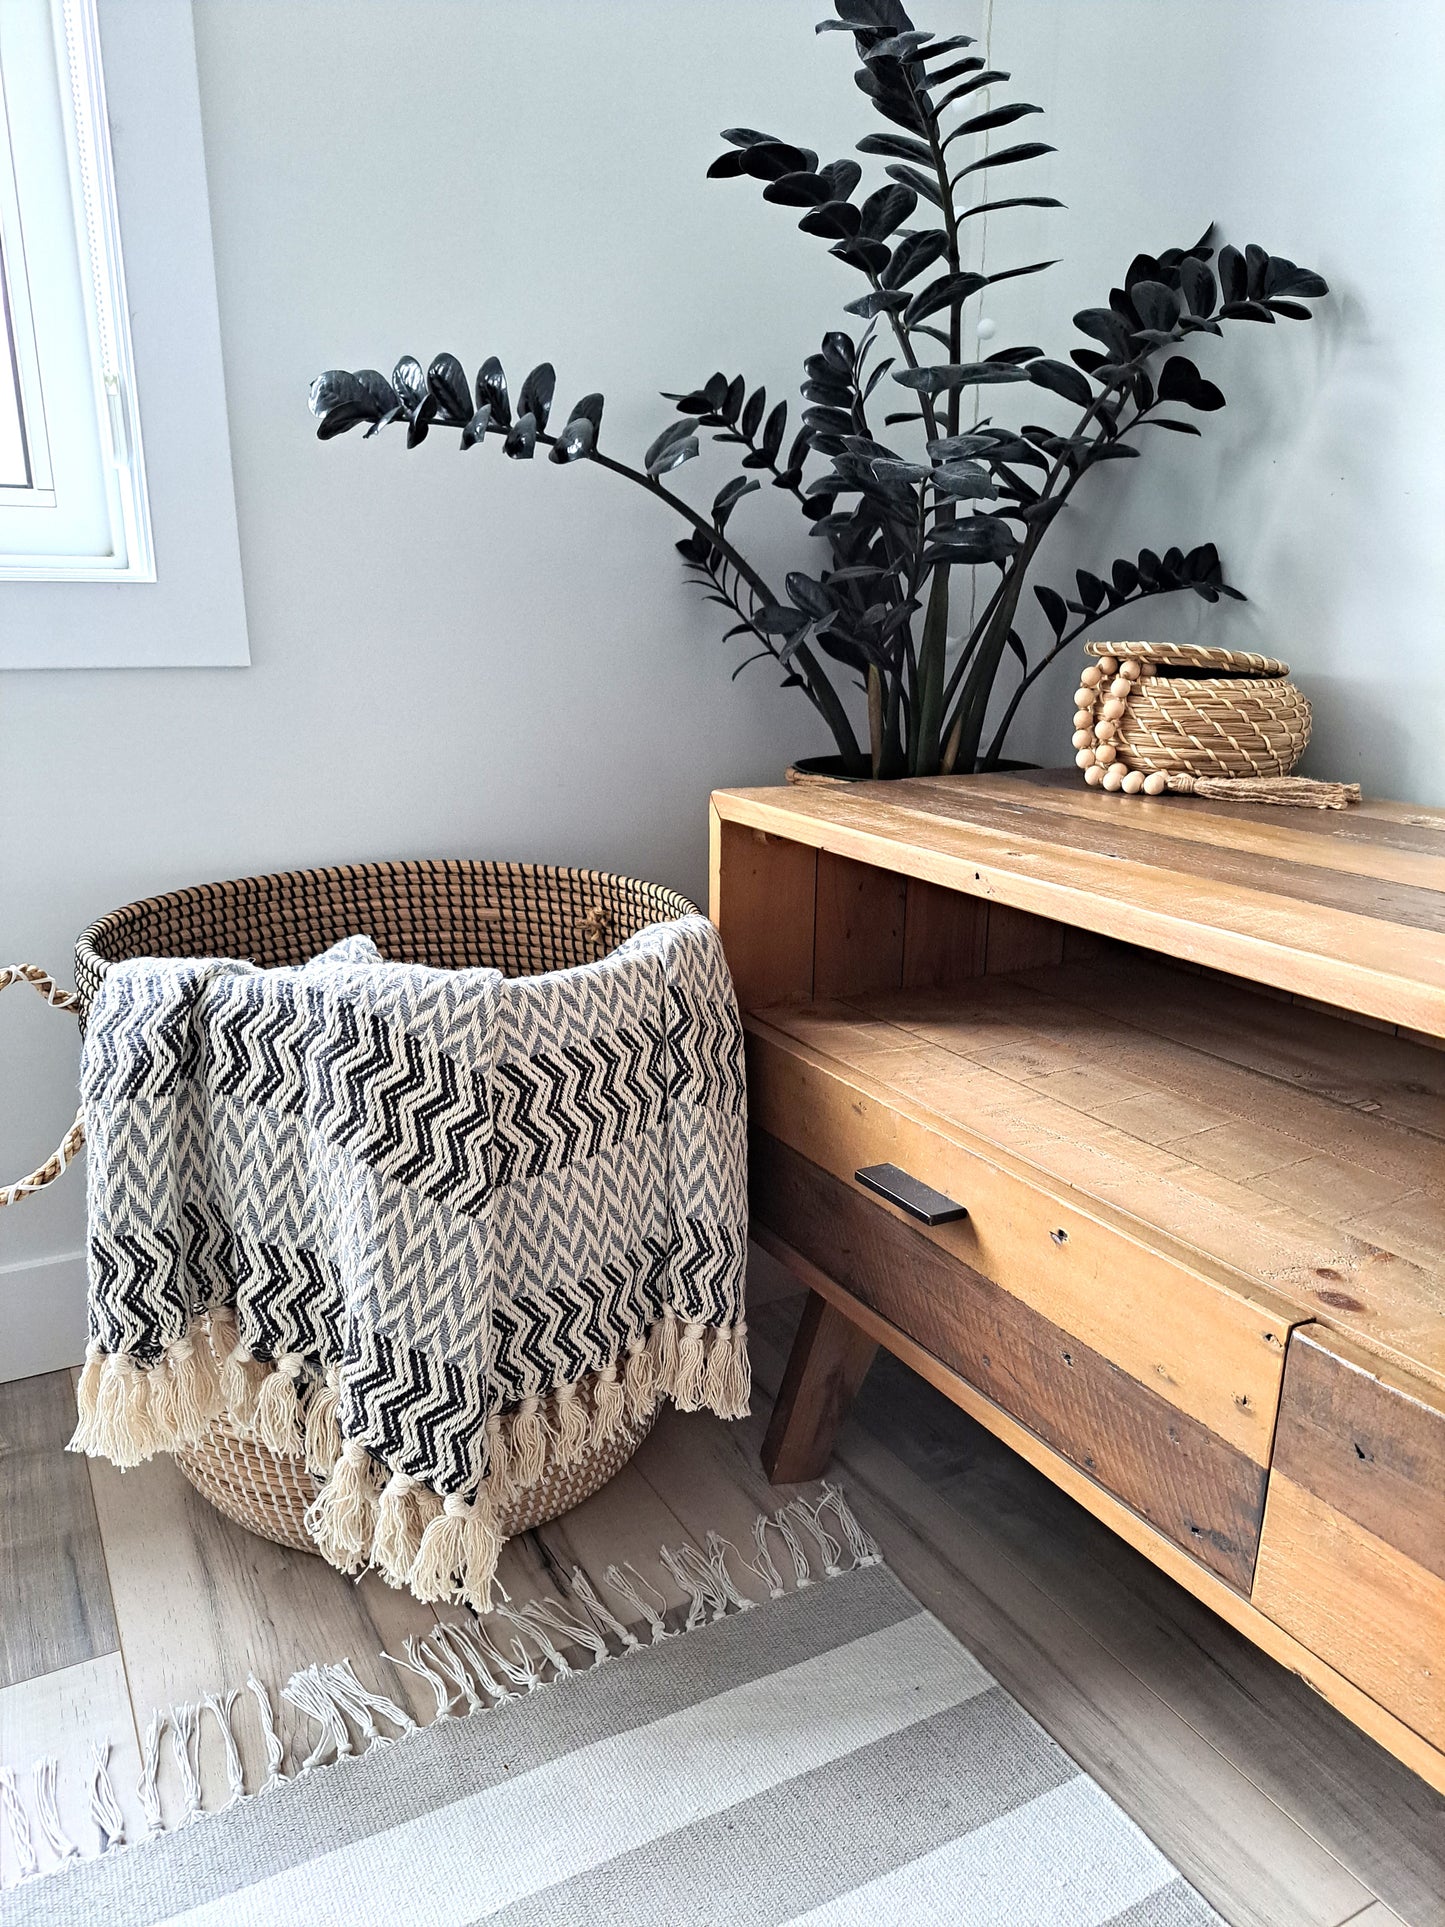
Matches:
[[1070, 641, 1359, 808]]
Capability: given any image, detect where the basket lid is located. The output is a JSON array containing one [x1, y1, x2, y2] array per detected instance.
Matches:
[[1085, 640, 1290, 677]]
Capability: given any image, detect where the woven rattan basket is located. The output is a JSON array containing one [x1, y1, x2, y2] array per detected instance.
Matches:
[[74, 858, 693, 1553], [1072, 640, 1312, 794], [176, 1406, 654, 1554]]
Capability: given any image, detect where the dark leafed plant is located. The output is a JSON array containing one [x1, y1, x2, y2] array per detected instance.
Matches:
[[309, 0, 1326, 778]]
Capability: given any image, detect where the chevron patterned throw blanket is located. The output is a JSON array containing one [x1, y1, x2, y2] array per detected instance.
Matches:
[[71, 918, 749, 1609]]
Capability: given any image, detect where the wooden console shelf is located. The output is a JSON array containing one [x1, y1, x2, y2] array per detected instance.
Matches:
[[711, 769, 1445, 1793]]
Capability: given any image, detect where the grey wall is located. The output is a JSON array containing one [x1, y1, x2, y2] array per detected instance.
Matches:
[[3, 0, 1442, 1375]]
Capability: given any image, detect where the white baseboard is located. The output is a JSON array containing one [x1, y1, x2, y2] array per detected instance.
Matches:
[[0, 1250, 88, 1383]]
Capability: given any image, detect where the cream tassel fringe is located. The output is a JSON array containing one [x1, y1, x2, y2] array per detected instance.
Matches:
[[252, 1354, 306, 1456], [149, 1330, 222, 1446], [1163, 771, 1361, 809], [69, 1347, 161, 1467], [670, 1318, 709, 1410], [592, 1362, 627, 1446], [623, 1334, 655, 1423], [702, 1318, 751, 1419], [207, 1307, 270, 1433], [509, 1395, 549, 1489], [552, 1381, 590, 1465], [409, 1492, 502, 1613], [303, 1370, 343, 1476], [303, 1439, 380, 1572], [371, 1471, 433, 1588]]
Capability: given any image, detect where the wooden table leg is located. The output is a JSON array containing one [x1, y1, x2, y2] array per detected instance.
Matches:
[[761, 1288, 879, 1484]]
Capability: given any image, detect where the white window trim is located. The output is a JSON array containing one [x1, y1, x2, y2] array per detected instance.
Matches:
[[0, 0, 249, 668], [0, 0, 153, 580]]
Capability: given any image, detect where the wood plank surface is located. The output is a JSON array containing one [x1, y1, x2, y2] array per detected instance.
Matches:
[[747, 1020, 1299, 1461], [760, 1287, 879, 1483], [748, 958, 1444, 1388], [746, 1289, 1445, 1927], [947, 770, 1445, 890], [707, 810, 816, 1008], [753, 1133, 1270, 1588], [1268, 1330, 1445, 1583], [0, 1654, 143, 1880], [901, 876, 988, 986], [811, 850, 906, 999], [0, 1372, 117, 1689], [755, 1228, 1445, 1803], [712, 776, 1445, 1035], [1253, 1475, 1445, 1755]]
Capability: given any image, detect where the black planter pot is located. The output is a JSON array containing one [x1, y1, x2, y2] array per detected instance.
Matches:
[[786, 754, 1040, 785]]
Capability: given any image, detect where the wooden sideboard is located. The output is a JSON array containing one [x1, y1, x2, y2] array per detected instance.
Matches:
[[710, 768, 1445, 1792]]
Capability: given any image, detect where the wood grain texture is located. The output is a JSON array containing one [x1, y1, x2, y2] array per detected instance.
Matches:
[[983, 901, 1066, 973], [708, 809, 816, 1009], [0, 1372, 117, 1689], [753, 1134, 1269, 1589], [811, 850, 906, 999], [746, 1290, 1445, 1927], [902, 876, 988, 987], [85, 1447, 447, 1804], [1253, 1474, 1445, 1755], [742, 1294, 1380, 1927], [747, 1020, 1298, 1461], [0, 1654, 142, 1879], [749, 961, 1444, 1390], [1269, 1330, 1445, 1583], [761, 1287, 880, 1483], [753, 1231, 1445, 1802], [711, 776, 1445, 1035]]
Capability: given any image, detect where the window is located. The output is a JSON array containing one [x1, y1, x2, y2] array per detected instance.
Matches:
[[0, 0, 151, 579]]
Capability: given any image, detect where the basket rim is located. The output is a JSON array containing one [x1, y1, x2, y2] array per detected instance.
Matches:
[[76, 857, 697, 985], [1085, 639, 1290, 677]]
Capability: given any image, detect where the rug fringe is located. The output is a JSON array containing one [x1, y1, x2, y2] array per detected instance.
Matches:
[[0, 1486, 880, 1888]]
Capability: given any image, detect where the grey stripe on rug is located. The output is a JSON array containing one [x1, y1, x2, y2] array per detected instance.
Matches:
[[0, 1490, 1221, 1927]]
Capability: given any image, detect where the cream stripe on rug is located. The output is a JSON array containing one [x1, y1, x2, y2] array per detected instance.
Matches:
[[785, 1775, 1182, 1925], [0, 1490, 1222, 1927], [160, 1611, 989, 1927]]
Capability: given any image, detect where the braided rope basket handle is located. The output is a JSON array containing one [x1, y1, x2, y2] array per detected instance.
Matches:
[[0, 965, 85, 1208]]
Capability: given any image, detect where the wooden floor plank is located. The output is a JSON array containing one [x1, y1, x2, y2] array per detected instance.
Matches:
[[751, 1291, 1445, 1926], [84, 1448, 445, 1807], [0, 1653, 142, 1880], [0, 1372, 118, 1690]]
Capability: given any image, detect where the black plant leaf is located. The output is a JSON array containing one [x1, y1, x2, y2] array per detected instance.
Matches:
[[880, 230, 950, 290], [503, 413, 538, 459], [517, 363, 556, 431], [855, 131, 933, 165], [1034, 583, 1068, 636], [860, 183, 918, 240], [1157, 356, 1225, 410], [1027, 358, 1094, 407], [953, 141, 1055, 179], [548, 415, 594, 463], [765, 172, 831, 207], [427, 354, 471, 424], [476, 356, 512, 430]]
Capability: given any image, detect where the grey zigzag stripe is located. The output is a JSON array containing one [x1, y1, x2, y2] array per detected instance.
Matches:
[[81, 913, 747, 1495]]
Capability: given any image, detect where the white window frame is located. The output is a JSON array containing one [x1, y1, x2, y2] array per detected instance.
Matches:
[[0, 0, 249, 669], [0, 0, 153, 580]]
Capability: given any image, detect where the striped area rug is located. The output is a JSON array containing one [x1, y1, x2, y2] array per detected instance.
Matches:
[[0, 1493, 1220, 1926]]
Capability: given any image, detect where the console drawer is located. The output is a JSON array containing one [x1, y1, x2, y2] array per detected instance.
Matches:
[[747, 1021, 1296, 1454], [1253, 1331, 1445, 1750], [756, 1130, 1282, 1588]]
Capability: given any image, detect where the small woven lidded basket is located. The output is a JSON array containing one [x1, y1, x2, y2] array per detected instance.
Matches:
[[1072, 641, 1330, 801], [73, 858, 693, 1555]]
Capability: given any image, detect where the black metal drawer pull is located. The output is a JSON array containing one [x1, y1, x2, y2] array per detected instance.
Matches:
[[854, 1163, 968, 1226]]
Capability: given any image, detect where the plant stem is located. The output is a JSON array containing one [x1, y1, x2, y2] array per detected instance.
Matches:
[[532, 429, 864, 770]]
